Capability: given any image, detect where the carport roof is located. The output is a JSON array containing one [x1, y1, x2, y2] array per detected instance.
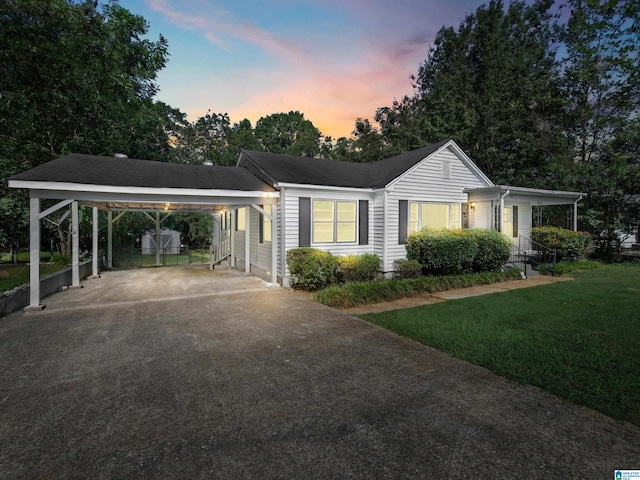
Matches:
[[9, 154, 275, 192]]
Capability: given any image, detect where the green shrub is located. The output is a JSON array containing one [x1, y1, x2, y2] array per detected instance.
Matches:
[[461, 228, 512, 272], [336, 253, 380, 283], [286, 247, 337, 291], [393, 259, 422, 278], [531, 227, 592, 261], [313, 268, 523, 308], [406, 228, 478, 275]]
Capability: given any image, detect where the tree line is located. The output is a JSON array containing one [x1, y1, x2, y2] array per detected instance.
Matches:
[[1, 0, 638, 251]]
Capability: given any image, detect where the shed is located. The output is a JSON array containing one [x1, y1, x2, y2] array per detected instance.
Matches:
[[141, 227, 181, 255]]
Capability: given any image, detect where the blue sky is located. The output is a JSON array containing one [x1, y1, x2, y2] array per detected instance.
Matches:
[[120, 0, 491, 138]]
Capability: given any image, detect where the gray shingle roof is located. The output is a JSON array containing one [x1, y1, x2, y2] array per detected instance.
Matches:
[[10, 154, 276, 192], [238, 139, 451, 189]]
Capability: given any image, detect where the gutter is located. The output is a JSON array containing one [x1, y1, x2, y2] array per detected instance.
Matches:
[[573, 196, 583, 231], [498, 189, 510, 233]]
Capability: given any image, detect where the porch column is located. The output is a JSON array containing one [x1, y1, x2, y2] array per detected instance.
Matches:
[[92, 207, 99, 278], [573, 198, 581, 231], [155, 212, 161, 267], [71, 201, 80, 287], [26, 196, 44, 310], [244, 207, 250, 274], [107, 211, 113, 268], [230, 211, 236, 268]]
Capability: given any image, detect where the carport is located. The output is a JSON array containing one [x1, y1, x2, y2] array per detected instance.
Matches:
[[8, 154, 279, 311]]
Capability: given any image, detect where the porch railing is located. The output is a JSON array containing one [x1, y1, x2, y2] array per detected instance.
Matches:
[[210, 238, 231, 270], [508, 235, 557, 276]]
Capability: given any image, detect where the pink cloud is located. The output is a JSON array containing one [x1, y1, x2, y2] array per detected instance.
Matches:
[[144, 0, 468, 138]]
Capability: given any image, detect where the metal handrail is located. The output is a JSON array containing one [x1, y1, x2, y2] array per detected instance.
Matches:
[[518, 235, 557, 275]]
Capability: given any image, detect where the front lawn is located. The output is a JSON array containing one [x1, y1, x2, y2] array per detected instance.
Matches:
[[359, 264, 640, 426]]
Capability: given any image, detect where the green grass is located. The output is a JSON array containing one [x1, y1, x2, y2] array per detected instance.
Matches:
[[537, 259, 601, 275], [1, 251, 54, 263], [0, 263, 69, 293], [359, 264, 640, 426]]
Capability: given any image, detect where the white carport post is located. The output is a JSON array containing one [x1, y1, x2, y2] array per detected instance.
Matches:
[[26, 195, 44, 311], [155, 212, 161, 267], [92, 207, 99, 278], [244, 207, 251, 274], [271, 205, 278, 285], [230, 211, 236, 268], [107, 211, 113, 268], [71, 201, 80, 288], [573, 197, 582, 231]]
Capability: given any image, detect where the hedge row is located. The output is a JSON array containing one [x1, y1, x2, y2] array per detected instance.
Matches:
[[405, 228, 512, 276], [286, 248, 380, 291], [531, 227, 592, 261], [313, 268, 523, 308]]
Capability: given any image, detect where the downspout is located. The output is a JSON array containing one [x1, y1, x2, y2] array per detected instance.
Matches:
[[573, 196, 582, 232], [499, 189, 510, 233]]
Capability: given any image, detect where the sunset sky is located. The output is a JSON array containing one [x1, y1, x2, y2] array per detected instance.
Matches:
[[119, 0, 490, 139]]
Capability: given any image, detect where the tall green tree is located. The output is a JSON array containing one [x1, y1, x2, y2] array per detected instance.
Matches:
[[555, 0, 640, 250], [255, 111, 321, 157], [376, 0, 562, 186], [0, 0, 171, 247]]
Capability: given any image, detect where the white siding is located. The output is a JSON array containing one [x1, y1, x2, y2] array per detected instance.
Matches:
[[231, 206, 277, 282], [508, 201, 532, 244], [373, 190, 385, 264], [383, 147, 490, 272], [281, 186, 374, 281]]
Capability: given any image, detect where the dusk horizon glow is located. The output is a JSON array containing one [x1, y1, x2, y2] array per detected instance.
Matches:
[[120, 0, 490, 139]]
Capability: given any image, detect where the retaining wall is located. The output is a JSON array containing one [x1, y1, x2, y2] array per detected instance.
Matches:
[[0, 261, 93, 317]]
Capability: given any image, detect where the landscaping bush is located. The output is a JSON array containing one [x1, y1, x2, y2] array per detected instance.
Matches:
[[313, 268, 523, 308], [405, 228, 478, 275], [531, 227, 592, 261], [393, 259, 422, 279], [462, 228, 512, 272], [336, 254, 380, 283], [286, 247, 337, 291]]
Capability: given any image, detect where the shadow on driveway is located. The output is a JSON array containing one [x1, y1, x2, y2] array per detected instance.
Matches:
[[1, 267, 638, 478]]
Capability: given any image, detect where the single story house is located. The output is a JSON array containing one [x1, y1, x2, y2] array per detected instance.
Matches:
[[8, 139, 585, 309]]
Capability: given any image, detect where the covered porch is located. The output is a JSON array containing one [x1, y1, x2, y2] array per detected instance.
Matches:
[[464, 185, 586, 241]]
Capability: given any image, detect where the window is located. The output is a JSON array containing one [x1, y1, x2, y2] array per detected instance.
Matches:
[[261, 205, 272, 243], [503, 206, 518, 237], [312, 200, 357, 243], [408, 202, 461, 234], [236, 207, 246, 232]]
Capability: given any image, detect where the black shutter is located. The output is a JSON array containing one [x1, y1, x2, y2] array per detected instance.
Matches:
[[512, 205, 518, 238], [399, 200, 408, 244], [299, 197, 311, 247], [359, 200, 369, 245], [259, 205, 264, 243]]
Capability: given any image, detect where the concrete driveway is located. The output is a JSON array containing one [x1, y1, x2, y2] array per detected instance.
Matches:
[[1, 266, 638, 479]]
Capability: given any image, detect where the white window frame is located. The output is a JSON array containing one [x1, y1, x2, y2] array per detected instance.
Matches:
[[262, 204, 272, 243], [236, 207, 246, 232], [408, 202, 461, 234], [312, 199, 358, 244]]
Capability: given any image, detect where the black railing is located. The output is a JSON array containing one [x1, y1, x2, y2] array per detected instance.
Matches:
[[508, 235, 557, 276]]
